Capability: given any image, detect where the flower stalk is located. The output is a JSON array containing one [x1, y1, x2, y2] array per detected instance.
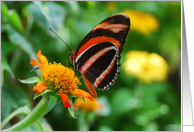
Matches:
[[2, 98, 48, 131]]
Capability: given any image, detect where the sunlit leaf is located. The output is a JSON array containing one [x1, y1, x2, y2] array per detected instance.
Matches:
[[6, 10, 24, 32], [18, 77, 40, 84], [1, 2, 23, 32], [1, 1, 8, 16]]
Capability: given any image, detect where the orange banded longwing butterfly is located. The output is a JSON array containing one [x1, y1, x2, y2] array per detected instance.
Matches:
[[69, 13, 130, 97]]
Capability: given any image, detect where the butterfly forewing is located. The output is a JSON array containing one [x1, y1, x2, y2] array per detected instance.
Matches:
[[73, 13, 130, 91]]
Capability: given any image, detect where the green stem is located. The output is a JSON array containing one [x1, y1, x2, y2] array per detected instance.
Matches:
[[2, 98, 48, 131]]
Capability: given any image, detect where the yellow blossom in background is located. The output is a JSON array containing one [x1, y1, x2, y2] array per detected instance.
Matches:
[[122, 9, 159, 36], [30, 50, 93, 108], [123, 51, 168, 83], [74, 97, 102, 112]]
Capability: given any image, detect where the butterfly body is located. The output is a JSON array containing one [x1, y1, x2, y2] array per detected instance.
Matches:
[[69, 13, 130, 97]]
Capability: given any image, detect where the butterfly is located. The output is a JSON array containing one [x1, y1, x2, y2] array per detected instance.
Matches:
[[69, 13, 130, 98]]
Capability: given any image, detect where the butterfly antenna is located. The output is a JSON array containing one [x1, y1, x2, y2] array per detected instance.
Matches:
[[49, 28, 71, 49], [70, 25, 72, 50]]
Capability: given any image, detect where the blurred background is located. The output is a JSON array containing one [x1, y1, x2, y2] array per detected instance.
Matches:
[[1, 1, 181, 131]]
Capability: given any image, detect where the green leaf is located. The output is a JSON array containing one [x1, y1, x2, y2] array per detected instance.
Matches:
[[1, 2, 23, 32], [33, 1, 51, 22], [97, 96, 111, 117], [1, 104, 31, 129], [22, 2, 66, 31], [110, 87, 137, 117], [68, 97, 77, 119], [47, 95, 57, 113], [36, 117, 53, 131], [33, 89, 52, 100], [63, 1, 79, 12], [1, 41, 17, 56], [6, 10, 24, 32], [18, 77, 40, 84], [1, 55, 15, 87], [1, 86, 31, 121], [1, 1, 8, 16], [99, 125, 113, 131], [2, 24, 37, 61]]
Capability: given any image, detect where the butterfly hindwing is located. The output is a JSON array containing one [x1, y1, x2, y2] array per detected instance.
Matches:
[[82, 75, 98, 98], [73, 13, 130, 91]]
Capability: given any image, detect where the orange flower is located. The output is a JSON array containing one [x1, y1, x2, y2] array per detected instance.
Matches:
[[30, 50, 93, 108], [33, 82, 48, 93], [30, 50, 48, 69]]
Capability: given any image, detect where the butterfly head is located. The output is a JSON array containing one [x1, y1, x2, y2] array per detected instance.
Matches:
[[68, 50, 75, 60]]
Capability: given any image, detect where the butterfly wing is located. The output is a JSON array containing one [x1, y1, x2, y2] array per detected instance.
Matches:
[[75, 13, 130, 91], [82, 75, 98, 98]]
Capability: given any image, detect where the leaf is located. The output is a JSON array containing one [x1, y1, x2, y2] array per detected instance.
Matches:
[[47, 95, 58, 113], [22, 2, 66, 31], [1, 104, 31, 129], [1, 55, 15, 87], [99, 125, 113, 131], [1, 41, 17, 56], [63, 1, 79, 12], [33, 89, 52, 100], [1, 86, 31, 121], [2, 24, 37, 61], [18, 76, 40, 84], [33, 1, 51, 22], [6, 10, 24, 32], [110, 87, 137, 117], [1, 2, 23, 32], [68, 97, 77, 119], [97, 96, 111, 117], [1, 1, 8, 16], [36, 117, 53, 131]]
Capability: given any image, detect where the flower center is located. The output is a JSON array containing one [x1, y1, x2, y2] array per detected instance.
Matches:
[[41, 62, 81, 94]]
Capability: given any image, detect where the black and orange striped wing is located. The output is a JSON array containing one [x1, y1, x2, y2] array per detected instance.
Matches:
[[74, 13, 130, 91]]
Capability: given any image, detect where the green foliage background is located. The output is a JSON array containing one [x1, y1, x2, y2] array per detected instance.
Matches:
[[1, 1, 181, 131]]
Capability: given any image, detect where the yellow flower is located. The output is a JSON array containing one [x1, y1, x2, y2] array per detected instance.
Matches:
[[30, 50, 93, 108], [122, 9, 159, 36], [123, 51, 168, 83], [74, 97, 102, 112]]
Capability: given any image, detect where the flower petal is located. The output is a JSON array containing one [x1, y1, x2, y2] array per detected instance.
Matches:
[[37, 50, 48, 65], [60, 92, 71, 108], [33, 82, 48, 93], [72, 89, 93, 101], [73, 97, 98, 112], [30, 59, 39, 65]]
